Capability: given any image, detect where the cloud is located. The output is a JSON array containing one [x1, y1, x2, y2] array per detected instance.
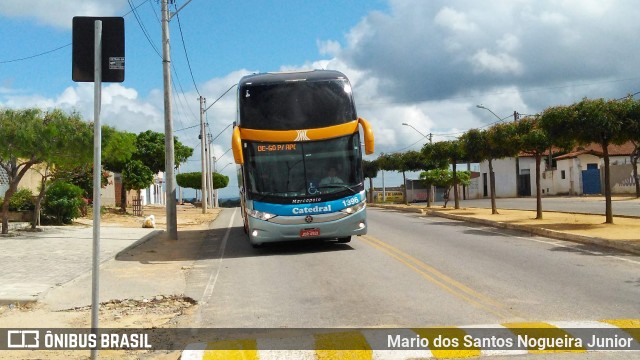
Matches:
[[0, 0, 127, 29], [471, 50, 523, 75], [340, 0, 640, 105], [317, 39, 342, 57]]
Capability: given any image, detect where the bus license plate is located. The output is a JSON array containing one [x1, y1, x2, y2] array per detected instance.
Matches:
[[300, 228, 320, 237]]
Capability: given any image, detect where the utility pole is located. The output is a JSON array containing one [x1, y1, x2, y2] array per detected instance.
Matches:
[[207, 131, 215, 207], [199, 95, 208, 213], [161, 0, 178, 239], [212, 156, 219, 207]]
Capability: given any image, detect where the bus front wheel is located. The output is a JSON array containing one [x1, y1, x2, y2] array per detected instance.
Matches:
[[336, 236, 351, 243]]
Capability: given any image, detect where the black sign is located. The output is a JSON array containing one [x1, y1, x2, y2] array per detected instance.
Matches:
[[72, 17, 125, 83]]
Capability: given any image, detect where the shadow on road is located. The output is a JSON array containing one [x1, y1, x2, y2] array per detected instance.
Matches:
[[115, 226, 354, 263], [547, 243, 635, 257]]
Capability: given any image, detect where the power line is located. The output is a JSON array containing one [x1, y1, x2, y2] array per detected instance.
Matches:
[[174, 5, 200, 96], [0, 43, 71, 64], [0, 0, 151, 64], [175, 124, 200, 132], [127, 0, 162, 58]]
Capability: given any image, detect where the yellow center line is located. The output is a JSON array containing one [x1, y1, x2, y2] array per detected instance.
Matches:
[[360, 234, 519, 321]]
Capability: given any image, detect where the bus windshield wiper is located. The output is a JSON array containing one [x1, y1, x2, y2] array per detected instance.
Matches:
[[316, 184, 357, 194]]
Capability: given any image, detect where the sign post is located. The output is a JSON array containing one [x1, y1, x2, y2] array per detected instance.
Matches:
[[72, 16, 124, 360]]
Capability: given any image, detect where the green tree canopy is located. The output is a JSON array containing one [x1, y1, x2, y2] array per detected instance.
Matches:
[[177, 172, 229, 190], [133, 130, 193, 173], [122, 160, 154, 193], [419, 169, 471, 208], [212, 172, 229, 189], [0, 108, 92, 233], [176, 172, 202, 190]]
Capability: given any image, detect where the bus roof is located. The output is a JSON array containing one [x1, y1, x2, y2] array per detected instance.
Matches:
[[239, 70, 348, 86]]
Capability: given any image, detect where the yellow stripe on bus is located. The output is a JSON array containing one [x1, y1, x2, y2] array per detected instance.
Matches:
[[314, 331, 373, 360], [502, 322, 586, 354], [239, 120, 359, 142], [202, 339, 259, 360]]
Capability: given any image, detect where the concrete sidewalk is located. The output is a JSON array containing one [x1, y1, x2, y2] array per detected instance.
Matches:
[[372, 203, 640, 255], [0, 225, 161, 305]]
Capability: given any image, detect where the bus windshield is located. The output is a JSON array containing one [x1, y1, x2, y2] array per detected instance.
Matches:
[[244, 133, 363, 203], [239, 79, 356, 130]]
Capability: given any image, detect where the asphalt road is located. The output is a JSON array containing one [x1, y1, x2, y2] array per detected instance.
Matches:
[[422, 197, 640, 217], [191, 207, 640, 328]]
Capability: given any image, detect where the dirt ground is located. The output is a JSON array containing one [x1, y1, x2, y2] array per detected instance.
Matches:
[[432, 206, 640, 240], [0, 204, 220, 360], [84, 203, 217, 229], [378, 202, 640, 250]]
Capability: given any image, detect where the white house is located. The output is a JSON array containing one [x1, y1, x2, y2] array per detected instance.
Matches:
[[474, 155, 551, 199], [553, 142, 637, 195], [476, 142, 637, 197]]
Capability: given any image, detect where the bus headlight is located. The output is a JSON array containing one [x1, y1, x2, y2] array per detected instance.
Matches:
[[246, 208, 277, 221], [340, 201, 366, 214]]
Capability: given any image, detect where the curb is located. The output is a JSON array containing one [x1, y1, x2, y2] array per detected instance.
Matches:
[[372, 205, 640, 256]]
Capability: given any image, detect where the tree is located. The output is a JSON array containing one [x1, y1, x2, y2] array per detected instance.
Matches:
[[133, 130, 193, 173], [422, 140, 465, 209], [573, 98, 626, 223], [122, 160, 154, 201], [177, 171, 229, 200], [362, 159, 379, 203], [376, 153, 398, 203], [176, 172, 202, 190], [419, 169, 471, 208], [399, 151, 430, 205], [460, 122, 519, 215], [515, 116, 553, 219], [102, 127, 137, 211], [0, 108, 92, 234], [43, 181, 84, 224], [487, 122, 521, 213], [211, 172, 229, 190]]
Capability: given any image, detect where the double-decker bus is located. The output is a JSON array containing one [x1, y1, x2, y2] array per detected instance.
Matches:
[[231, 70, 374, 247]]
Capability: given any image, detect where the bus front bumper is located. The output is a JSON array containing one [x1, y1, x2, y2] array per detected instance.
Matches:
[[246, 209, 367, 244]]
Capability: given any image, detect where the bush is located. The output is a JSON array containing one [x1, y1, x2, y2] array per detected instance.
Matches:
[[3, 188, 35, 211], [43, 181, 84, 224]]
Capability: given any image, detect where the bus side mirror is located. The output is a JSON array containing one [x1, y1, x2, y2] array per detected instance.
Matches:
[[358, 117, 375, 155], [232, 127, 244, 165]]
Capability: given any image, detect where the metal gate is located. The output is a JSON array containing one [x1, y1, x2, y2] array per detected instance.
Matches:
[[132, 197, 143, 216], [582, 169, 601, 194]]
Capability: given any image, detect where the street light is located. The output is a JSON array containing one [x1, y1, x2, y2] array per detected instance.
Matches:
[[218, 162, 233, 172], [476, 104, 516, 122], [402, 122, 432, 143]]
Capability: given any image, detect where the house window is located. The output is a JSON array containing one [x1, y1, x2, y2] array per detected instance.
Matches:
[[561, 170, 566, 179]]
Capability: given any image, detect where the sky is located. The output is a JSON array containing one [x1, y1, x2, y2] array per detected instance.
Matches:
[[2, 0, 640, 200]]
